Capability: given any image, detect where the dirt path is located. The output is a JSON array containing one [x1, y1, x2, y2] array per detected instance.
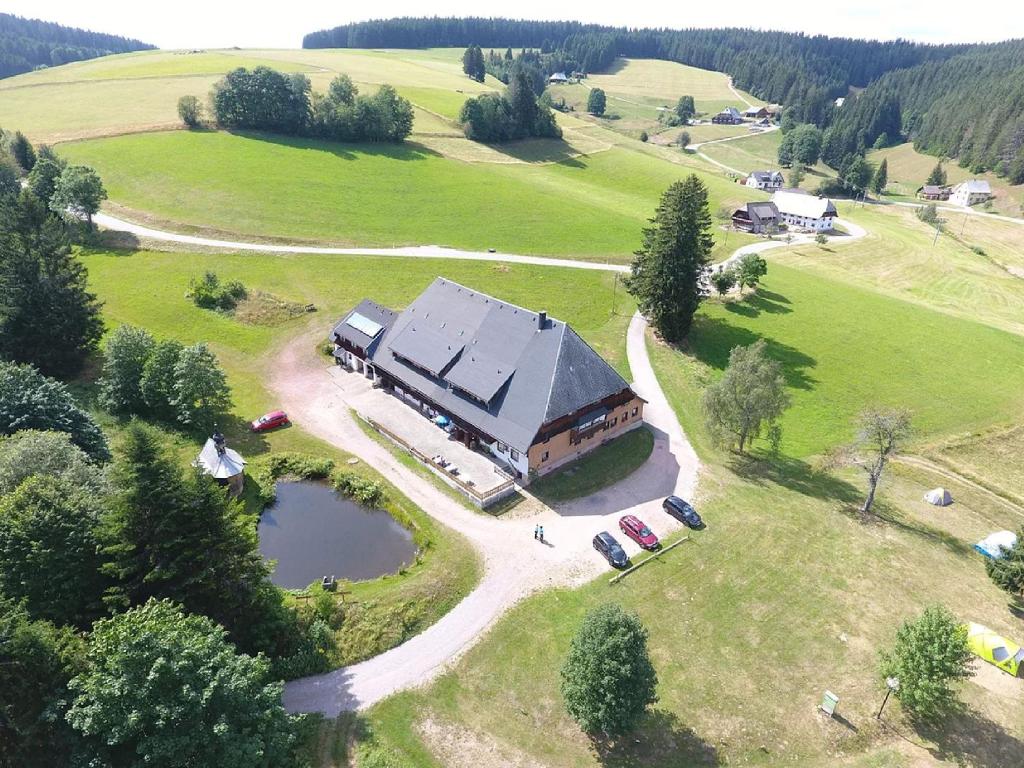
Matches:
[[278, 312, 698, 715]]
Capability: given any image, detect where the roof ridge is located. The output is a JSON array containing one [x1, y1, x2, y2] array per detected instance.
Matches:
[[541, 322, 567, 421], [433, 276, 551, 324]]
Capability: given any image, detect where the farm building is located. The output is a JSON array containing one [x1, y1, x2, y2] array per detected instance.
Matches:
[[732, 201, 781, 234], [744, 170, 785, 191], [743, 106, 768, 119], [951, 180, 992, 207], [917, 185, 951, 201], [712, 107, 743, 125], [331, 278, 645, 481], [771, 189, 837, 231], [195, 432, 245, 495], [548, 71, 568, 84]]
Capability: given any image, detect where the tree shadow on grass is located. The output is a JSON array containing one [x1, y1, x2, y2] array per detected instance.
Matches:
[[868, 499, 974, 559], [896, 707, 1024, 768], [727, 453, 863, 506], [591, 709, 720, 767], [687, 315, 817, 391], [229, 130, 443, 162], [723, 291, 793, 317], [486, 137, 588, 166]]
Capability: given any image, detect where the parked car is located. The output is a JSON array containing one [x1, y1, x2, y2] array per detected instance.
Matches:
[[663, 496, 703, 528], [251, 410, 289, 432], [593, 531, 629, 568], [619, 514, 659, 550]]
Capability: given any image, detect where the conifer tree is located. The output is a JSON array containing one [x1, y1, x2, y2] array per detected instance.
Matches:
[[627, 175, 713, 342]]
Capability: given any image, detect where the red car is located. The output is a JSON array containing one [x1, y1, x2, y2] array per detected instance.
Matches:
[[619, 515, 659, 550], [251, 410, 289, 432]]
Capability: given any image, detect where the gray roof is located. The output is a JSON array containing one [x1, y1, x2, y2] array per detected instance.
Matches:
[[956, 179, 991, 194], [721, 107, 742, 118], [359, 278, 633, 452], [747, 201, 779, 220], [332, 299, 397, 354], [749, 170, 784, 183]]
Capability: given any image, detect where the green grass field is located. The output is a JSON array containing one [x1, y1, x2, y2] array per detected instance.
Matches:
[[61, 129, 760, 261], [0, 47, 496, 143], [699, 129, 836, 182], [347, 260, 1024, 766]]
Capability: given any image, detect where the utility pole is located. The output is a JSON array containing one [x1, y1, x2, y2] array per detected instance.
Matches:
[[960, 214, 969, 236], [932, 222, 941, 246]]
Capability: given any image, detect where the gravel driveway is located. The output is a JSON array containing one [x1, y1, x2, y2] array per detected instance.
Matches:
[[276, 311, 698, 715]]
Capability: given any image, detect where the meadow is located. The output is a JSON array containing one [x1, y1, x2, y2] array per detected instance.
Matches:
[[61, 129, 759, 262], [344, 253, 1024, 767], [868, 142, 1023, 218], [7, 45, 1024, 766]]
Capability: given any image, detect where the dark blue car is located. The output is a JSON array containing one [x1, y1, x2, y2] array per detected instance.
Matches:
[[663, 496, 703, 528], [593, 531, 629, 568]]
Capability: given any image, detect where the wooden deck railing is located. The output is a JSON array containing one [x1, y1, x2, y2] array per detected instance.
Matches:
[[363, 416, 516, 507]]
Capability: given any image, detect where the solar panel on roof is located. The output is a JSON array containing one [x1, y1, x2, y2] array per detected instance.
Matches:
[[345, 312, 384, 338]]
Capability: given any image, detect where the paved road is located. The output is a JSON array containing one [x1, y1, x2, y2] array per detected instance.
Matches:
[[277, 312, 698, 715]]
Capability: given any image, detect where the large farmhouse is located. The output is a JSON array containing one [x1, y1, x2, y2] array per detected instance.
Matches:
[[771, 189, 837, 231], [712, 107, 743, 125], [951, 179, 992, 207], [331, 278, 645, 481]]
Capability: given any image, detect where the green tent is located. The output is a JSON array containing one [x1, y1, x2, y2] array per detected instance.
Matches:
[[967, 623, 1024, 677]]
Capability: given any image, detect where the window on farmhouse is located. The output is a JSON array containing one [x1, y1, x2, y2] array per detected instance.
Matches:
[[632, 407, 639, 417], [497, 442, 507, 453], [541, 451, 549, 462], [510, 449, 520, 461]]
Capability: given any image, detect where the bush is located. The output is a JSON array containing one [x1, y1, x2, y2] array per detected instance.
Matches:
[[177, 95, 201, 128], [638, 130, 648, 142], [188, 271, 247, 311], [0, 429, 107, 497], [916, 203, 940, 225], [331, 471, 385, 507]]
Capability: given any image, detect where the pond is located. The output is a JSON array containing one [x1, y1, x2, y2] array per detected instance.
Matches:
[[258, 481, 416, 589]]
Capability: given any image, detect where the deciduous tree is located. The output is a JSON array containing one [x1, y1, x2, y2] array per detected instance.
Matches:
[[98, 324, 155, 415], [171, 343, 232, 431], [0, 595, 84, 767], [0, 362, 109, 460], [702, 340, 789, 453], [735, 252, 768, 292], [140, 339, 184, 421], [560, 604, 657, 736], [176, 94, 201, 128], [711, 268, 737, 296], [880, 605, 973, 722], [67, 599, 295, 768], [587, 87, 606, 116], [0, 476, 107, 626], [627, 175, 713, 342], [825, 407, 912, 514], [49, 165, 107, 228], [0, 429, 106, 496], [26, 157, 63, 203], [675, 95, 695, 124]]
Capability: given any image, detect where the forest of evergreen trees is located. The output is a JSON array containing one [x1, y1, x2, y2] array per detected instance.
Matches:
[[825, 40, 1024, 181], [303, 18, 968, 125], [0, 13, 152, 79]]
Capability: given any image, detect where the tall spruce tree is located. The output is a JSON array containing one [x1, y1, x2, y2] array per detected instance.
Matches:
[[100, 423, 277, 654], [0, 192, 104, 376], [872, 157, 889, 194], [926, 161, 947, 187], [627, 175, 713, 342]]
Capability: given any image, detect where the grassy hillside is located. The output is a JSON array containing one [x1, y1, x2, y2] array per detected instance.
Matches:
[[0, 47, 498, 143], [61, 129, 759, 261], [868, 142, 1023, 218]]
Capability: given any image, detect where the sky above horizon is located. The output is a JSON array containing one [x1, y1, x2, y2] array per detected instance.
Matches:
[[6, 1, 1023, 49]]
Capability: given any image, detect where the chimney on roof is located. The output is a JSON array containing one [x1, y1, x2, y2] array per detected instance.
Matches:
[[212, 430, 226, 456], [537, 311, 547, 330]]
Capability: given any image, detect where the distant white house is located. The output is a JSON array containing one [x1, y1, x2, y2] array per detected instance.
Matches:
[[771, 189, 837, 231], [834, 97, 846, 108], [950, 179, 992, 207], [548, 72, 568, 84], [745, 170, 785, 191]]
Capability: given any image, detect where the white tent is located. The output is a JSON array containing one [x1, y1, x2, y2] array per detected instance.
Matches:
[[924, 487, 953, 506], [974, 531, 1018, 559], [195, 433, 245, 494]]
